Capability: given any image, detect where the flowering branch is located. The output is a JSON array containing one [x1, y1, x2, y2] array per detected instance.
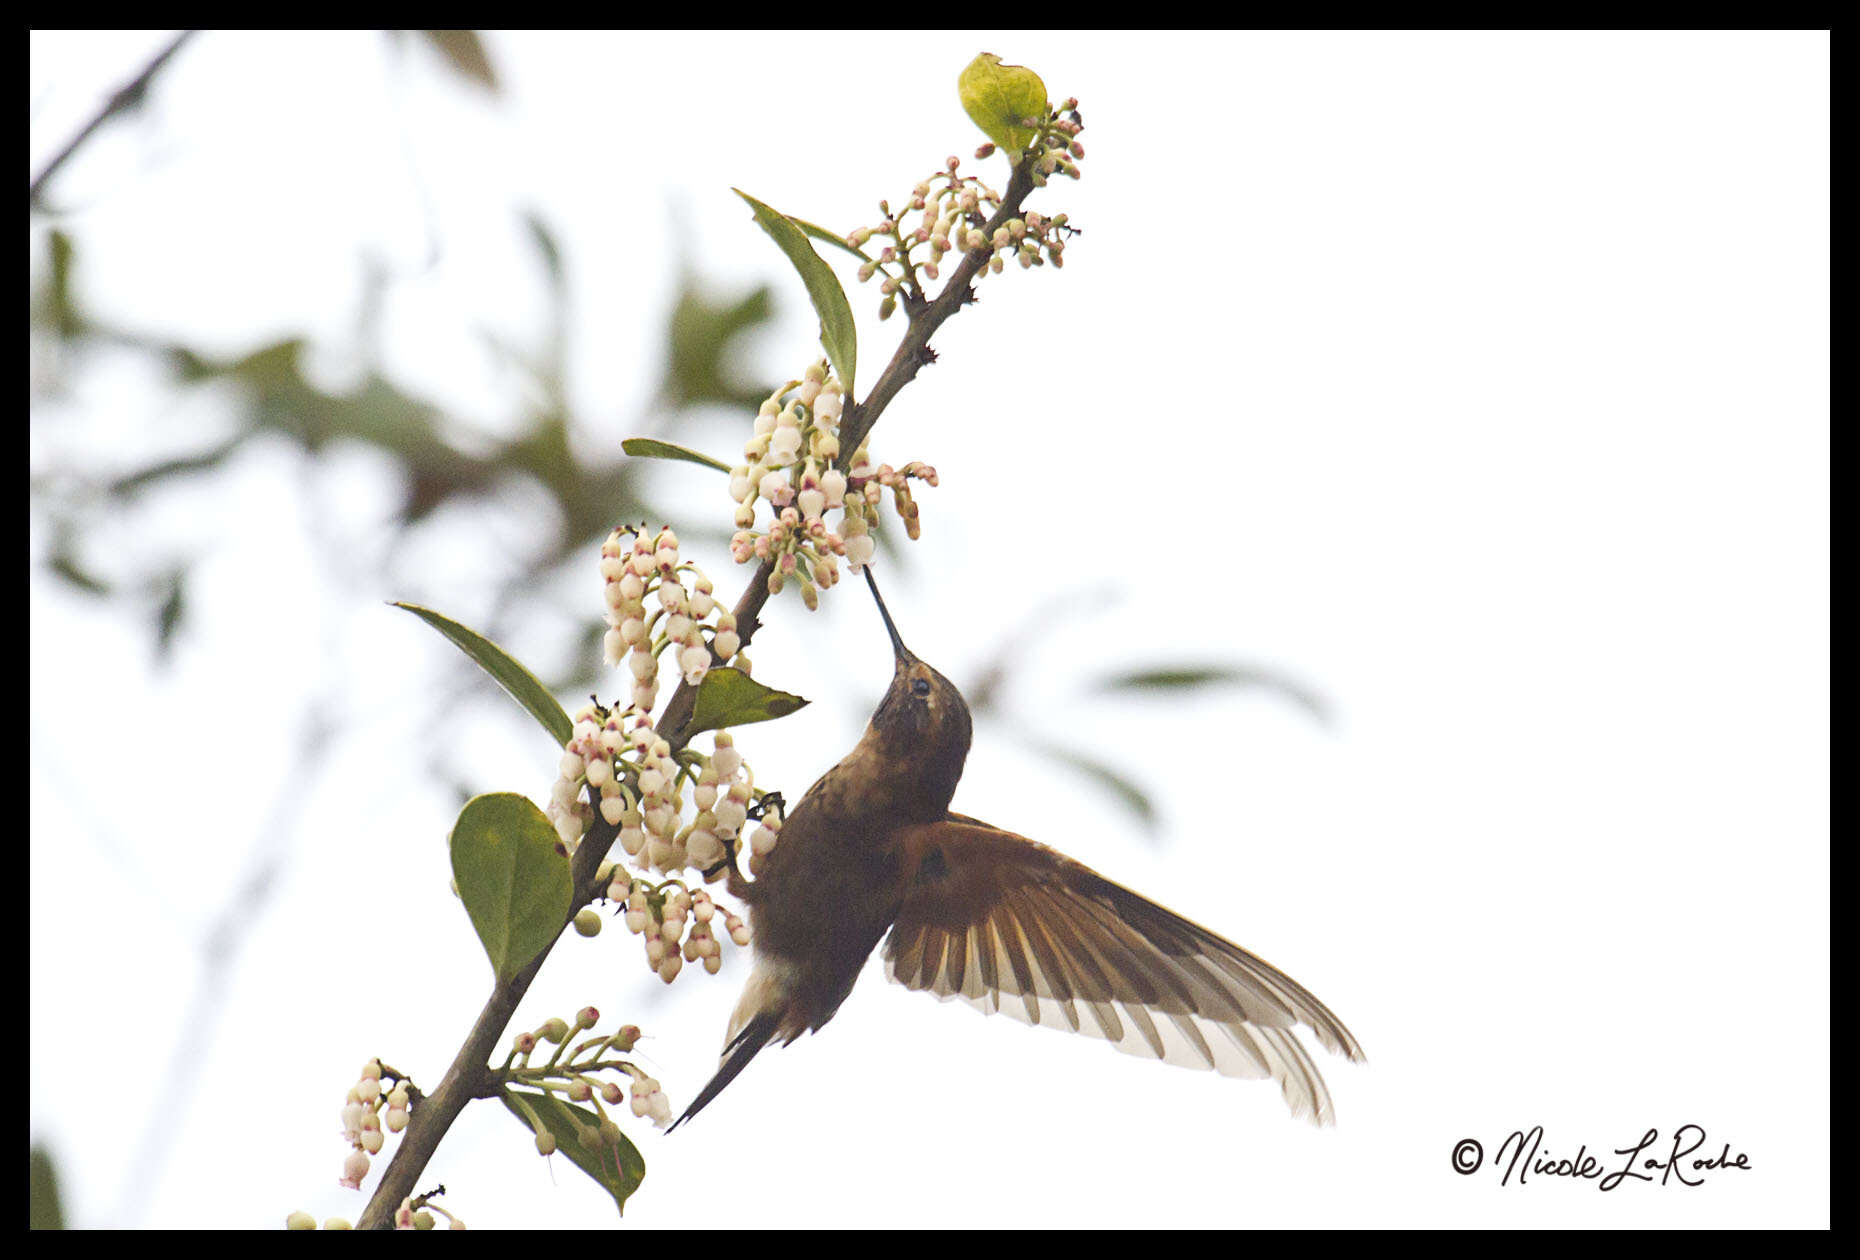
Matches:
[[354, 138, 1050, 1234], [653, 157, 1037, 746]]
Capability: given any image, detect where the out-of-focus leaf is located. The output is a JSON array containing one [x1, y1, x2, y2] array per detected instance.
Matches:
[[33, 229, 83, 339], [789, 216, 873, 263], [47, 551, 111, 596], [734, 189, 857, 398], [962, 582, 1118, 716], [30, 1144, 64, 1230], [497, 213, 572, 396], [158, 335, 645, 540], [394, 602, 573, 746], [620, 438, 731, 473], [450, 793, 573, 983], [524, 212, 563, 287], [1094, 666, 1332, 727], [500, 1091, 645, 1215], [662, 280, 774, 410], [685, 667, 808, 738], [107, 437, 246, 497], [958, 53, 1048, 158], [169, 337, 304, 391], [420, 30, 499, 92], [154, 569, 186, 658], [501, 411, 575, 491], [1022, 735, 1158, 834]]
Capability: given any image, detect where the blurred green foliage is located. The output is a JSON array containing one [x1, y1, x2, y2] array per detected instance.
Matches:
[[29, 1144, 64, 1230], [28, 207, 771, 694], [27, 28, 1328, 838]]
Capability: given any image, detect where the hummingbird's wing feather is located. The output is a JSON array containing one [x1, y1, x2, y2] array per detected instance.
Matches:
[[883, 816, 1364, 1125]]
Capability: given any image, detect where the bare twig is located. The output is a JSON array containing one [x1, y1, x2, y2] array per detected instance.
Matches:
[[30, 30, 199, 208], [356, 157, 1043, 1228]]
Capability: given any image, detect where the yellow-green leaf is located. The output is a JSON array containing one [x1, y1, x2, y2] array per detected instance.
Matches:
[[450, 793, 574, 984], [685, 667, 808, 738], [958, 53, 1047, 159]]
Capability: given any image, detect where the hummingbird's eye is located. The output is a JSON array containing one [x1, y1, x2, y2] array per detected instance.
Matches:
[[911, 677, 931, 698]]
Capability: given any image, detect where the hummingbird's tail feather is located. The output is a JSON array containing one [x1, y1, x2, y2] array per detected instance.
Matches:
[[667, 1011, 780, 1132]]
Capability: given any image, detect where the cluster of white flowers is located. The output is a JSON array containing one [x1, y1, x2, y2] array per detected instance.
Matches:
[[337, 1058, 409, 1191], [614, 880, 753, 985], [544, 524, 771, 859], [547, 708, 768, 876], [728, 361, 937, 606], [600, 524, 738, 713], [628, 1071, 673, 1128], [745, 806, 782, 878]]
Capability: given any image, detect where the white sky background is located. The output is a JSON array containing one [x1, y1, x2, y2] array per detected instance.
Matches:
[[28, 31, 1828, 1229]]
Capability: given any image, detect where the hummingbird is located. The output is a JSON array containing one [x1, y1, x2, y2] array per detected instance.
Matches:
[[670, 568, 1363, 1130]]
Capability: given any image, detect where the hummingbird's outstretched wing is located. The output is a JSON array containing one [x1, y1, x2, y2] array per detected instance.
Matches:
[[882, 815, 1365, 1125]]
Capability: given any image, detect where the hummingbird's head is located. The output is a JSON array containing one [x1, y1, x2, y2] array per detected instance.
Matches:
[[860, 568, 973, 811]]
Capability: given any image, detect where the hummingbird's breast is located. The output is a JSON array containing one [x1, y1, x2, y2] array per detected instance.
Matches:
[[741, 778, 910, 1032]]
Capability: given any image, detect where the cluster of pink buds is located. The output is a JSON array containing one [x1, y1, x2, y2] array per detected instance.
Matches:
[[599, 524, 739, 713], [337, 1058, 411, 1191], [391, 1197, 464, 1230], [728, 362, 937, 601], [845, 155, 1003, 317], [845, 106, 1084, 317], [973, 207, 1074, 273], [977, 93, 1086, 187], [497, 1013, 671, 1153]]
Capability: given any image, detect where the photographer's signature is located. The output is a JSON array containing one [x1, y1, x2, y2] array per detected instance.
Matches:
[[1452, 1125, 1751, 1189]]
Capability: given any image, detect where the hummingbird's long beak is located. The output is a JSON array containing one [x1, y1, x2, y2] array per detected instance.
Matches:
[[862, 566, 916, 664]]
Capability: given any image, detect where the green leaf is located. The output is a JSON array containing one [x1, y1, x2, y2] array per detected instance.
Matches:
[[501, 1091, 646, 1216], [788, 215, 874, 263], [734, 189, 857, 399], [1094, 666, 1332, 727], [1023, 735, 1159, 834], [450, 793, 574, 984], [47, 551, 111, 596], [620, 437, 732, 473], [958, 53, 1048, 158], [685, 667, 808, 738], [394, 602, 573, 746]]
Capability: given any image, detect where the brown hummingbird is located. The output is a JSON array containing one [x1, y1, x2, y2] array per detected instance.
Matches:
[[670, 568, 1363, 1130]]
